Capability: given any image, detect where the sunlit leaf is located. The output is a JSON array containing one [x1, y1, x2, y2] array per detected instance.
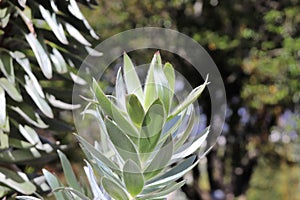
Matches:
[[123, 53, 144, 103], [0, 87, 6, 126], [168, 75, 209, 119], [0, 167, 36, 195], [0, 78, 22, 102], [24, 76, 53, 118], [25, 33, 53, 79]]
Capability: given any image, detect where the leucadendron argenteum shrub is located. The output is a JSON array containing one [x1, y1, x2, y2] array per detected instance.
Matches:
[[18, 52, 210, 200]]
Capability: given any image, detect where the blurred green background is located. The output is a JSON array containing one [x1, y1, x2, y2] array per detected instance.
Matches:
[[79, 0, 300, 199]]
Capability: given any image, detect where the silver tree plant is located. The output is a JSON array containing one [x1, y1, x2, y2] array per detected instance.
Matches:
[[18, 52, 210, 200]]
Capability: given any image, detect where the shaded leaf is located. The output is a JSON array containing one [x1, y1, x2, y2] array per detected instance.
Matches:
[[126, 94, 144, 126], [139, 99, 165, 161], [144, 136, 173, 180], [105, 118, 140, 164], [101, 177, 129, 200], [123, 159, 144, 197]]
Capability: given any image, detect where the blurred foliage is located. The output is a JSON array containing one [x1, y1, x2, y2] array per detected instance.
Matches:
[[0, 0, 98, 197], [81, 0, 300, 199]]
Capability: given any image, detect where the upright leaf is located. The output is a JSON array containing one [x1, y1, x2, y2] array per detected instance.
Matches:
[[123, 53, 144, 102], [139, 99, 165, 161], [126, 94, 145, 126], [92, 79, 139, 138], [115, 68, 126, 111], [144, 56, 157, 109], [123, 159, 144, 197]]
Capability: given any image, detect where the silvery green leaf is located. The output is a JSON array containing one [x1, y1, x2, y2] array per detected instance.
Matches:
[[144, 55, 157, 110], [101, 177, 129, 200], [123, 53, 144, 103], [105, 118, 140, 165], [0, 53, 15, 84], [16, 196, 41, 200], [143, 136, 173, 180], [10, 106, 48, 129], [83, 161, 106, 199], [50, 48, 68, 74], [139, 99, 165, 161], [47, 94, 81, 110], [39, 5, 68, 45], [92, 79, 139, 138], [115, 68, 126, 111], [56, 188, 90, 200], [163, 62, 175, 113], [18, 0, 26, 8], [24, 75, 53, 118], [25, 33, 53, 79], [0, 87, 6, 126], [68, 0, 84, 20], [65, 23, 91, 46], [85, 46, 103, 56], [8, 138, 33, 149], [70, 72, 87, 85], [168, 75, 209, 119], [0, 130, 9, 149], [0, 78, 22, 102], [18, 125, 42, 148], [75, 134, 120, 172], [152, 52, 171, 113], [11, 52, 45, 98], [147, 156, 198, 187], [159, 108, 188, 145], [58, 150, 82, 192], [123, 159, 144, 197], [43, 169, 65, 200], [0, 167, 36, 195], [172, 127, 210, 160], [174, 106, 196, 150], [126, 94, 144, 126], [138, 180, 186, 200]]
